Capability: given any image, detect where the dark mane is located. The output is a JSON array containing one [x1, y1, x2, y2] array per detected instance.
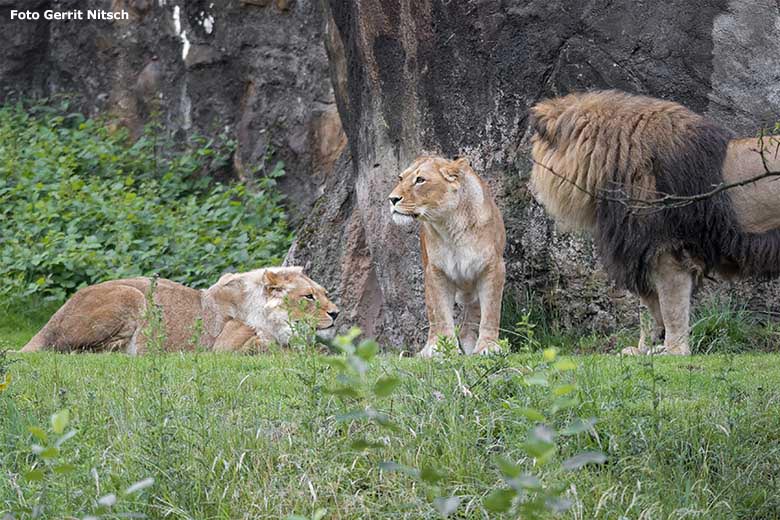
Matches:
[[592, 97, 780, 294]]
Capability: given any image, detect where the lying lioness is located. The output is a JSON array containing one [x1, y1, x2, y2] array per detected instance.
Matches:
[[20, 267, 339, 354], [389, 156, 506, 356]]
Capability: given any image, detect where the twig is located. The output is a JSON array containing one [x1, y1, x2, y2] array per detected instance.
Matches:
[[531, 134, 780, 213]]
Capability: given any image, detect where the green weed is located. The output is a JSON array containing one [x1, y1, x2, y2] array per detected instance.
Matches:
[[0, 99, 291, 307]]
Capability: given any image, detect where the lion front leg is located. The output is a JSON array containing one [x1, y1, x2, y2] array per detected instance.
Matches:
[[419, 267, 456, 358], [650, 254, 693, 356], [212, 319, 258, 353], [472, 261, 505, 356]]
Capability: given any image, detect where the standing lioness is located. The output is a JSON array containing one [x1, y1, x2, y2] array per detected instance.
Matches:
[[20, 267, 339, 354], [389, 156, 506, 356]]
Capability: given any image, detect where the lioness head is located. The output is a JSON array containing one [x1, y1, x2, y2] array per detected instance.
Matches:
[[388, 156, 469, 226], [207, 267, 339, 345]]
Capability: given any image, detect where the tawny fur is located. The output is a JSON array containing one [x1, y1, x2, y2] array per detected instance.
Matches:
[[389, 156, 506, 356], [20, 267, 339, 354], [721, 137, 780, 234], [529, 90, 780, 356]]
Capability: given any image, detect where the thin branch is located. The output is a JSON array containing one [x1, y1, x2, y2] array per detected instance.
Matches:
[[531, 134, 780, 214]]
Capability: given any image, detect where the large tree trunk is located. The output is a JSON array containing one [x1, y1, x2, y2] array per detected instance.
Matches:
[[288, 0, 780, 349]]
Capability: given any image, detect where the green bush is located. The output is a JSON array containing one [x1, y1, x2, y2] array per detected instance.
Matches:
[[0, 100, 292, 306]]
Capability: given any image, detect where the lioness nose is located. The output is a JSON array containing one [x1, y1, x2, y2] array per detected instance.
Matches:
[[328, 310, 340, 320], [389, 196, 402, 205]]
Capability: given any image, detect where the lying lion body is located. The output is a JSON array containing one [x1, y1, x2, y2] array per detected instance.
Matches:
[[389, 156, 506, 356], [21, 267, 338, 354], [22, 277, 209, 353], [530, 90, 780, 355]]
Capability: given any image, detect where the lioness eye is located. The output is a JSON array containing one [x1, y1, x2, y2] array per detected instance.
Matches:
[[303, 294, 315, 301], [414, 177, 426, 184]]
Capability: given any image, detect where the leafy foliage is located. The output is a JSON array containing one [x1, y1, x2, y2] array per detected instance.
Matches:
[[512, 310, 542, 353], [0, 100, 291, 305], [688, 296, 778, 354], [483, 347, 606, 518], [317, 330, 606, 518]]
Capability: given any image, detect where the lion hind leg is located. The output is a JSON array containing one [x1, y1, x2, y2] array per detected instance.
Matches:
[[621, 292, 665, 356], [472, 261, 505, 356], [26, 285, 146, 353], [458, 293, 480, 355]]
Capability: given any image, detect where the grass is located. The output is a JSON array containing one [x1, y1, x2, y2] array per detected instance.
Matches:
[[501, 291, 780, 355], [0, 300, 61, 354], [2, 309, 780, 519]]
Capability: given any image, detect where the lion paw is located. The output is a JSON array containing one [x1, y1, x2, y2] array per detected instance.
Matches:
[[458, 334, 478, 355], [418, 342, 441, 358], [472, 339, 501, 356], [647, 345, 691, 356]]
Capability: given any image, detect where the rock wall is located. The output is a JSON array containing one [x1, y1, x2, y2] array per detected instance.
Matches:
[[288, 0, 780, 349], [0, 0, 346, 223]]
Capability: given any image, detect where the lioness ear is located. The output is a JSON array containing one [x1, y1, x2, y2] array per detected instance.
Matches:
[[224, 278, 245, 291], [453, 156, 470, 169], [440, 157, 469, 182], [211, 277, 245, 305], [440, 163, 461, 182], [262, 270, 287, 296], [262, 270, 281, 287]]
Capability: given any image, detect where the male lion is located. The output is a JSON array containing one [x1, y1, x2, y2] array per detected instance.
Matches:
[[20, 267, 339, 354], [529, 90, 780, 355], [389, 156, 506, 357]]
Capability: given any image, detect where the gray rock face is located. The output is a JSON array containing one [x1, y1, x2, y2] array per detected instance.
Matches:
[[0, 0, 345, 224], [289, 0, 780, 349]]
